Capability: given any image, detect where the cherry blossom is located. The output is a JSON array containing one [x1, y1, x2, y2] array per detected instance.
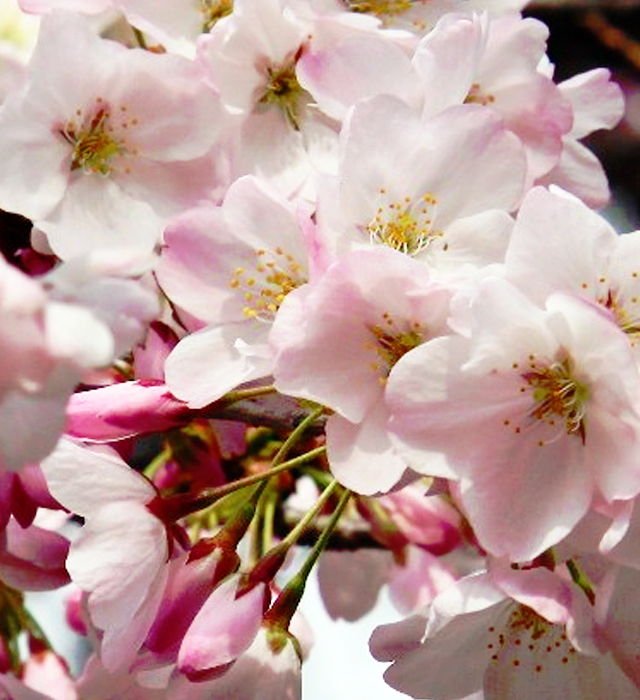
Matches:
[[0, 12, 228, 258], [271, 246, 452, 493], [372, 567, 640, 699], [159, 175, 316, 407], [317, 95, 526, 275], [40, 438, 172, 672], [387, 278, 640, 560]]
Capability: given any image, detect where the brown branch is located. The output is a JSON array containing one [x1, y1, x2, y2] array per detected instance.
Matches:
[[529, 0, 640, 7]]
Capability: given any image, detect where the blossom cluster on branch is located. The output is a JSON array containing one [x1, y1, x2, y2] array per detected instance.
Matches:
[[0, 0, 636, 698]]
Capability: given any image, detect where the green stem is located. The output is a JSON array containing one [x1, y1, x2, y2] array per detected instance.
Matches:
[[280, 479, 339, 549], [210, 385, 278, 410], [164, 445, 327, 520], [271, 405, 324, 466], [265, 488, 352, 630], [262, 488, 278, 555]]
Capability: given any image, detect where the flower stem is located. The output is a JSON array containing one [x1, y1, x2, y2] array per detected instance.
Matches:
[[265, 488, 352, 630]]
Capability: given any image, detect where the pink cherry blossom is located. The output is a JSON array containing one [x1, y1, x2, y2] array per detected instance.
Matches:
[[317, 95, 526, 274], [413, 13, 573, 184], [40, 438, 172, 672], [505, 186, 640, 359], [0, 252, 113, 474], [388, 278, 640, 560], [538, 68, 625, 208], [271, 246, 452, 494], [159, 175, 316, 407], [0, 12, 228, 258], [372, 567, 638, 700], [177, 573, 267, 678]]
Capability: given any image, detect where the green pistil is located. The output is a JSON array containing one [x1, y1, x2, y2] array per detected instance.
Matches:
[[522, 356, 589, 443], [344, 0, 414, 18], [61, 107, 124, 176], [258, 59, 307, 130], [200, 0, 233, 32]]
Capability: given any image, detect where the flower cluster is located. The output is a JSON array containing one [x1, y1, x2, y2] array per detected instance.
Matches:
[[0, 0, 636, 698]]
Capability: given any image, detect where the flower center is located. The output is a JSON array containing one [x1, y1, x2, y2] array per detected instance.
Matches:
[[368, 313, 425, 382], [229, 247, 306, 322], [520, 354, 589, 443], [343, 0, 414, 20], [200, 0, 233, 32], [464, 83, 496, 106], [486, 604, 577, 676], [599, 286, 640, 345], [367, 190, 442, 256], [58, 98, 134, 176], [256, 54, 309, 130]]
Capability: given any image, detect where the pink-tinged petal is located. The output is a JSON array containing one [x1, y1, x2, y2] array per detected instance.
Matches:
[[40, 439, 156, 515], [157, 205, 245, 325], [0, 388, 70, 472], [413, 13, 487, 119], [110, 50, 227, 161], [0, 95, 69, 220], [317, 549, 393, 622], [65, 381, 194, 442], [388, 337, 512, 480], [369, 615, 427, 663], [385, 599, 510, 699], [21, 651, 77, 700], [418, 106, 527, 224], [271, 285, 378, 423], [436, 210, 513, 271], [100, 560, 169, 673], [298, 33, 418, 122], [178, 575, 266, 675], [599, 500, 635, 558], [222, 176, 309, 263], [19, 0, 109, 11], [378, 485, 462, 554], [491, 75, 571, 180], [505, 186, 617, 305], [538, 139, 611, 210], [0, 674, 57, 700], [45, 302, 114, 369], [587, 403, 640, 502], [479, 15, 549, 87], [165, 322, 272, 408], [388, 546, 457, 615], [39, 177, 163, 260], [171, 627, 301, 700], [0, 521, 70, 591], [326, 407, 409, 495], [560, 68, 625, 139], [67, 500, 168, 631], [116, 154, 221, 218], [491, 565, 572, 626], [272, 246, 450, 423]]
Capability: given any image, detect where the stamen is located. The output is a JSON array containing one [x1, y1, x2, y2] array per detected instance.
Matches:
[[200, 0, 234, 32], [599, 286, 640, 345], [256, 53, 309, 130], [487, 604, 577, 676], [367, 191, 442, 256], [343, 0, 415, 20], [229, 248, 306, 322], [521, 355, 589, 443], [367, 314, 424, 382], [465, 83, 496, 106], [58, 98, 132, 176]]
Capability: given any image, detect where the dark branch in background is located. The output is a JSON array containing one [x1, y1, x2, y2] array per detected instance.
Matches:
[[530, 1, 640, 7]]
